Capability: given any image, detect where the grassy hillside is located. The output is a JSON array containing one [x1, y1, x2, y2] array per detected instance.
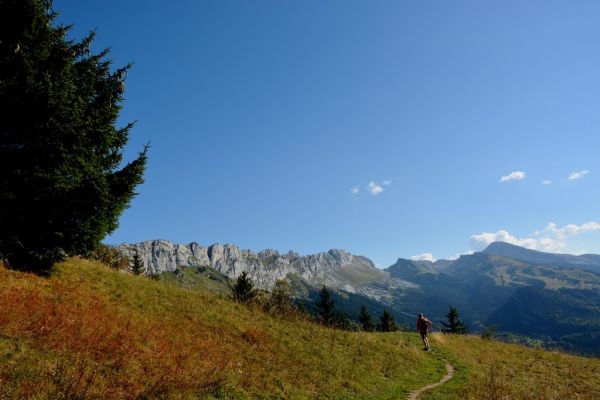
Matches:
[[1, 259, 599, 399], [427, 333, 600, 399], [158, 265, 411, 330]]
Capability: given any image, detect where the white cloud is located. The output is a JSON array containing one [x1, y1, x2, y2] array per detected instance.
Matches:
[[447, 250, 474, 261], [353, 179, 391, 197], [470, 221, 600, 253], [411, 253, 437, 262], [568, 170, 589, 180], [545, 221, 600, 237], [471, 230, 544, 251], [500, 171, 526, 182], [368, 181, 384, 196], [541, 179, 552, 185]]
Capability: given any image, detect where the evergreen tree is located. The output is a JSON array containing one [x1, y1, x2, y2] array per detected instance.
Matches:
[[264, 279, 297, 317], [332, 312, 353, 331], [0, 0, 147, 272], [231, 271, 256, 304], [441, 305, 468, 334], [130, 250, 145, 275], [359, 304, 375, 332], [316, 286, 335, 325], [379, 309, 398, 332]]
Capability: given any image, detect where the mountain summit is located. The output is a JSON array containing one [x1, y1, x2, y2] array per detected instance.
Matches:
[[483, 241, 600, 273]]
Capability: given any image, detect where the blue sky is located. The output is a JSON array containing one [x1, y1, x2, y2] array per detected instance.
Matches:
[[57, 1, 600, 266]]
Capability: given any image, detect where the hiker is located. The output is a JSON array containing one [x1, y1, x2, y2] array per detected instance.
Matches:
[[417, 313, 432, 351]]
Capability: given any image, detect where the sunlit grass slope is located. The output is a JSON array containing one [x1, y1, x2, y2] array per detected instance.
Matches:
[[424, 332, 600, 400], [1, 259, 599, 399], [0, 259, 438, 399]]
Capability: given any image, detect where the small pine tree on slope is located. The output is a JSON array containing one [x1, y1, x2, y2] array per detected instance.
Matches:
[[0, 0, 147, 272], [231, 271, 256, 304], [441, 305, 468, 334], [379, 309, 398, 332], [130, 250, 145, 275], [269, 279, 295, 316], [359, 304, 375, 332], [316, 286, 335, 326]]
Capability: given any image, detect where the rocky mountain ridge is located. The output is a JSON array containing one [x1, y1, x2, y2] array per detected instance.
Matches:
[[117, 240, 386, 291]]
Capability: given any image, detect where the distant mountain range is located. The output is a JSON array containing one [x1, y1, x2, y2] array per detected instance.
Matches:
[[482, 241, 600, 273], [117, 240, 600, 355]]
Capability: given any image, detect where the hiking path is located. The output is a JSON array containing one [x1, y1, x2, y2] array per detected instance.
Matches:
[[406, 361, 454, 400]]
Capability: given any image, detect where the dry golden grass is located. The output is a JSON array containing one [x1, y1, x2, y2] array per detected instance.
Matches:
[[428, 332, 600, 400], [0, 260, 436, 399], [2, 259, 599, 399]]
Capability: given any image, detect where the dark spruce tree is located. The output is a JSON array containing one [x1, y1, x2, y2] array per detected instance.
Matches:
[[379, 309, 398, 332], [359, 304, 375, 332], [130, 250, 145, 276], [231, 271, 257, 304], [441, 305, 468, 334], [0, 0, 147, 272], [316, 286, 335, 325]]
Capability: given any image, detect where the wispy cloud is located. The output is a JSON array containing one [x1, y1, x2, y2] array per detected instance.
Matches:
[[568, 170, 589, 180], [368, 181, 383, 195], [541, 179, 552, 185], [447, 251, 474, 261], [351, 179, 392, 197], [411, 253, 437, 262], [500, 171, 526, 183], [470, 221, 600, 253]]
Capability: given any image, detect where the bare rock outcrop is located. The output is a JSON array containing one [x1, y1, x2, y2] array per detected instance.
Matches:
[[117, 240, 386, 291]]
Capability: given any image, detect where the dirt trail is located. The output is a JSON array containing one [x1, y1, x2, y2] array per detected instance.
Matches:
[[407, 361, 454, 400]]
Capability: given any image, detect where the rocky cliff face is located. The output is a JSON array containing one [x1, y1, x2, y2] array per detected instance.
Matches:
[[117, 240, 386, 291]]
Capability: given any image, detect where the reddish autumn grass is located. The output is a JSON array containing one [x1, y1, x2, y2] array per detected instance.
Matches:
[[3, 260, 600, 399], [0, 267, 237, 399], [0, 260, 438, 399]]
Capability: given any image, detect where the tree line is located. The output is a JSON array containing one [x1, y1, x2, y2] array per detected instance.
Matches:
[[230, 272, 401, 331], [231, 274, 469, 334]]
